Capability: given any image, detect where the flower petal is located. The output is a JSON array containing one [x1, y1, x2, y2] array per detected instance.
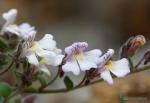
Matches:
[[78, 59, 97, 71], [85, 49, 102, 64], [110, 58, 130, 78], [26, 53, 39, 66], [19, 23, 35, 37], [38, 50, 55, 63], [85, 49, 102, 56], [37, 50, 63, 66], [53, 54, 64, 66], [65, 42, 88, 56], [100, 69, 113, 85], [5, 25, 20, 35], [38, 65, 51, 76], [38, 34, 56, 50], [2, 9, 17, 25], [62, 61, 80, 75], [19, 23, 34, 29]]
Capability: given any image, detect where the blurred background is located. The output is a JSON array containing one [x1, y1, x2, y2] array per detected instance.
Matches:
[[0, 0, 150, 103]]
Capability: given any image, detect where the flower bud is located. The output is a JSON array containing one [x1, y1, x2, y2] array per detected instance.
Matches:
[[120, 35, 146, 58]]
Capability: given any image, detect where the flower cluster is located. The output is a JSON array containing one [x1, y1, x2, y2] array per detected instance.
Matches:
[[0, 9, 147, 85]]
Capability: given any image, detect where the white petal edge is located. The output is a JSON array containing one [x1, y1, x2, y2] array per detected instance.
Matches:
[[85, 49, 102, 57], [78, 59, 97, 71], [85, 49, 102, 64], [110, 58, 130, 78], [53, 54, 64, 66], [2, 9, 17, 23], [38, 65, 51, 76], [62, 61, 80, 75], [26, 53, 39, 66], [5, 25, 20, 35], [38, 34, 56, 50], [100, 69, 114, 85]]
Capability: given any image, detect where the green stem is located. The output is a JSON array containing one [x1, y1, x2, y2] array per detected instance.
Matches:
[[0, 61, 14, 75], [135, 56, 145, 68], [39, 69, 60, 91], [25, 65, 150, 94]]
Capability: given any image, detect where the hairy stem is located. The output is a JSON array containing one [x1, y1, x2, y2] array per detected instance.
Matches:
[[25, 65, 150, 94], [75, 71, 87, 87], [39, 68, 61, 90], [135, 56, 145, 68], [0, 61, 14, 75]]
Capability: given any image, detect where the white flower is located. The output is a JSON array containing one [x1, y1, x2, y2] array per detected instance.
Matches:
[[5, 23, 35, 39], [1, 9, 35, 40], [62, 42, 102, 75], [25, 34, 64, 75], [98, 49, 130, 85], [1, 9, 17, 35]]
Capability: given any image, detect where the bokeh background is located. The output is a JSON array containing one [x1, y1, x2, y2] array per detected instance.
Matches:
[[0, 0, 150, 103]]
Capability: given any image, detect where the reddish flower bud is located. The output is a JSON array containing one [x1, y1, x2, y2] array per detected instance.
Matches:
[[120, 35, 146, 58]]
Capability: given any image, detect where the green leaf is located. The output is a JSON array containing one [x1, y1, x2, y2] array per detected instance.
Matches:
[[36, 74, 47, 87], [23, 59, 29, 70], [0, 37, 8, 52], [0, 82, 12, 98], [14, 71, 23, 84], [64, 76, 74, 90], [23, 59, 28, 69], [8, 98, 21, 103], [0, 56, 9, 66]]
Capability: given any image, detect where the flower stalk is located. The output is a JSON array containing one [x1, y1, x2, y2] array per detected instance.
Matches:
[[24, 65, 150, 94]]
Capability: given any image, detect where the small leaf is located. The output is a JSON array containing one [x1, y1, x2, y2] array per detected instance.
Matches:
[[0, 58, 9, 66], [23, 59, 29, 70], [0, 82, 12, 98], [36, 74, 47, 87], [64, 76, 74, 90], [14, 71, 23, 84], [8, 98, 21, 103], [0, 37, 8, 52]]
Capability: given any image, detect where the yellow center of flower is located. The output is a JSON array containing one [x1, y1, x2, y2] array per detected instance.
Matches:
[[29, 42, 40, 52], [39, 57, 46, 64], [105, 60, 114, 70], [139, 38, 145, 45], [73, 52, 84, 60]]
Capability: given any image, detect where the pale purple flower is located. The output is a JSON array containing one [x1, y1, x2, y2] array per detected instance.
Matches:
[[62, 42, 102, 75], [98, 49, 130, 85]]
